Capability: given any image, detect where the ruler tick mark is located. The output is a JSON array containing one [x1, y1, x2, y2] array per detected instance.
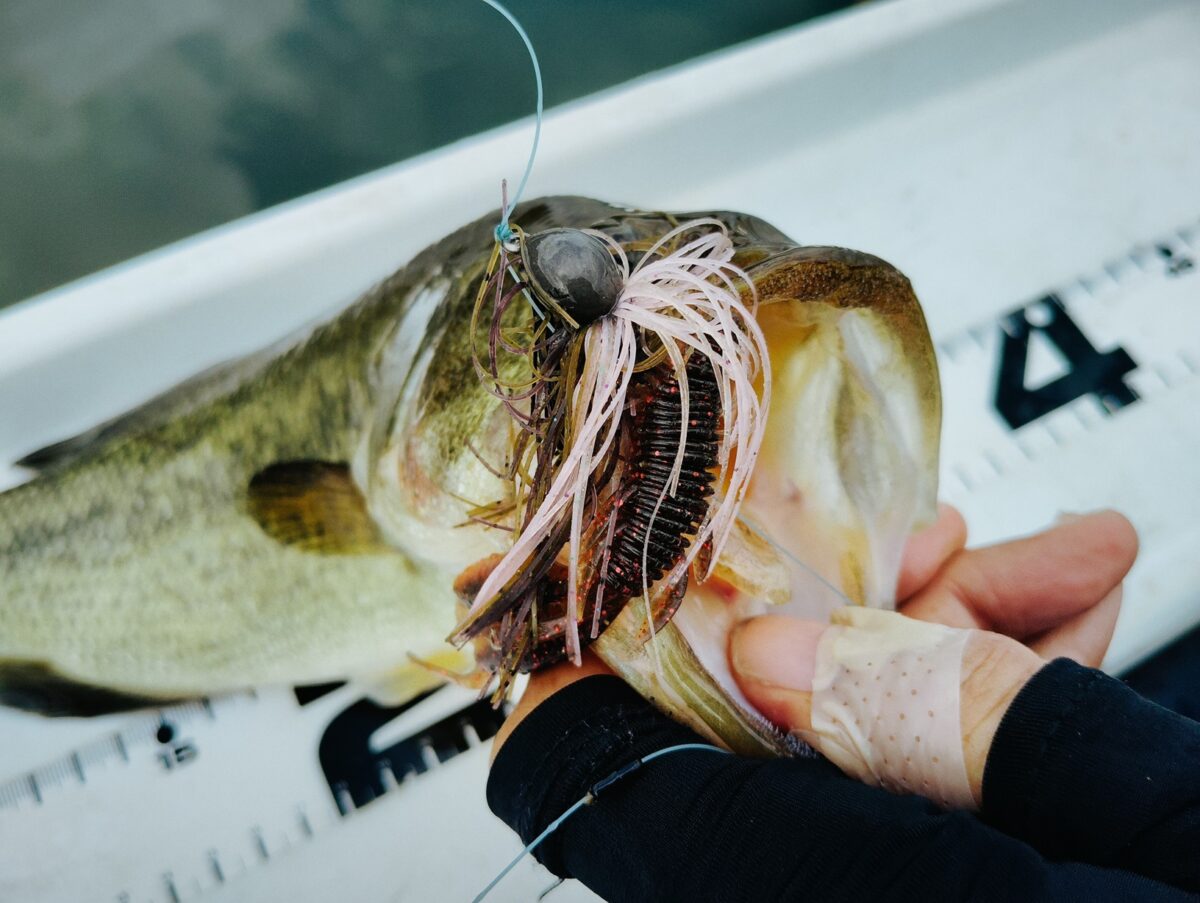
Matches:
[[298, 809, 314, 837], [379, 762, 400, 792], [71, 752, 86, 783], [253, 828, 270, 861], [28, 774, 41, 804], [163, 873, 181, 903], [419, 740, 440, 772], [462, 720, 482, 748], [209, 850, 225, 883], [115, 734, 129, 762], [334, 784, 355, 815]]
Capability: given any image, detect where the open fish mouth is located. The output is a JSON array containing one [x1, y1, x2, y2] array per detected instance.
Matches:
[[435, 205, 941, 753], [594, 243, 941, 756]]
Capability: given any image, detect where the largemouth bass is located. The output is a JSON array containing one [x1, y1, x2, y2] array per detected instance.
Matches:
[[0, 197, 939, 754]]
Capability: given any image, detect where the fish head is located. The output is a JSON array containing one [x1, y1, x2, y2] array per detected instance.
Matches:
[[356, 199, 619, 573], [367, 199, 940, 754]]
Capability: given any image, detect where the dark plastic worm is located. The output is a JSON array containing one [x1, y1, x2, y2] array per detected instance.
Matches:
[[515, 354, 720, 671]]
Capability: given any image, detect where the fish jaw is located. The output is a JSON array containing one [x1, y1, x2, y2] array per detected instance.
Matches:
[[593, 243, 941, 754]]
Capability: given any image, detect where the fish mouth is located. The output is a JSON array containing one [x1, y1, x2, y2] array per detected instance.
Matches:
[[422, 202, 940, 755], [589, 238, 942, 755], [446, 216, 763, 690]]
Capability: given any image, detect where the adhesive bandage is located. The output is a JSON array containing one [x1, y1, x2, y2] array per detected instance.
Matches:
[[810, 607, 975, 809]]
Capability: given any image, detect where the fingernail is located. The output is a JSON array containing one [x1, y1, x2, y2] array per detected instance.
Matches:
[[730, 616, 826, 691], [1055, 508, 1118, 525]]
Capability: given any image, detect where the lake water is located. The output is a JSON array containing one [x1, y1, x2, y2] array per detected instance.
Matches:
[[0, 0, 850, 306]]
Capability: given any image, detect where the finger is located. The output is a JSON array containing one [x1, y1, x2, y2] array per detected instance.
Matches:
[[895, 504, 968, 602], [901, 510, 1137, 638], [1030, 585, 1123, 667], [729, 616, 825, 744], [731, 611, 1041, 808]]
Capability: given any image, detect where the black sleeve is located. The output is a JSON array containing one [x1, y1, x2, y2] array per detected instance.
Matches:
[[487, 664, 1200, 902], [983, 658, 1200, 891]]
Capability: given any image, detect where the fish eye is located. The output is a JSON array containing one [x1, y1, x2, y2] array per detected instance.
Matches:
[[522, 229, 623, 326]]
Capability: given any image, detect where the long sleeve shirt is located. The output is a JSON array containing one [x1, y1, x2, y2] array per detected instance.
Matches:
[[488, 659, 1200, 901]]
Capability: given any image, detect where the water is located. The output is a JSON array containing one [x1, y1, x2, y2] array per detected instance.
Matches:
[[0, 0, 850, 307]]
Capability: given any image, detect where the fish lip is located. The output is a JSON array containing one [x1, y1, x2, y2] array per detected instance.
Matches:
[[745, 244, 899, 273]]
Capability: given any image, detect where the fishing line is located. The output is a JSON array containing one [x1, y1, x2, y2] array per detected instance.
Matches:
[[472, 742, 730, 902], [737, 514, 858, 610], [455, 23, 776, 901], [478, 0, 544, 242]]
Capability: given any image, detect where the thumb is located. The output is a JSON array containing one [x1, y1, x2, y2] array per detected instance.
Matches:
[[730, 611, 1042, 808], [729, 617, 827, 749]]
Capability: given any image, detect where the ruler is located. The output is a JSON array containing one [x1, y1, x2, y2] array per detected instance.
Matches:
[[0, 684, 555, 902], [937, 218, 1200, 671]]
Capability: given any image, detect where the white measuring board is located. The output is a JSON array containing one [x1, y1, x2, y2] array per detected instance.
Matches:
[[938, 222, 1200, 671], [1, 0, 1197, 900]]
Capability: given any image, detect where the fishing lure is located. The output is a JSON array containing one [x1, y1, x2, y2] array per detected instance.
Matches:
[[449, 214, 772, 696]]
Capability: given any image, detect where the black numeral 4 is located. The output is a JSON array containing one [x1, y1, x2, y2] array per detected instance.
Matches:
[[994, 295, 1138, 429]]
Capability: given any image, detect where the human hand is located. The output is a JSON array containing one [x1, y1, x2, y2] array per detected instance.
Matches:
[[493, 506, 1137, 788], [730, 507, 1137, 806]]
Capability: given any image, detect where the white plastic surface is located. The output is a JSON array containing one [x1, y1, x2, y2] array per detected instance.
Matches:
[[2, 0, 1199, 900]]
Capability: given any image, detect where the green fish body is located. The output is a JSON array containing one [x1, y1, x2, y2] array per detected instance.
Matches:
[[0, 197, 940, 754]]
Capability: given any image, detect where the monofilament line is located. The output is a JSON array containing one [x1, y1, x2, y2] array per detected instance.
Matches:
[[473, 743, 730, 902], [479, 0, 544, 242], [737, 514, 858, 610]]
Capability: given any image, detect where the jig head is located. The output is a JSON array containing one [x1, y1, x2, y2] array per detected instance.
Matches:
[[520, 229, 623, 327]]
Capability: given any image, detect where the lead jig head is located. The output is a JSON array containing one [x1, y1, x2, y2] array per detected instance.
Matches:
[[521, 229, 623, 327]]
